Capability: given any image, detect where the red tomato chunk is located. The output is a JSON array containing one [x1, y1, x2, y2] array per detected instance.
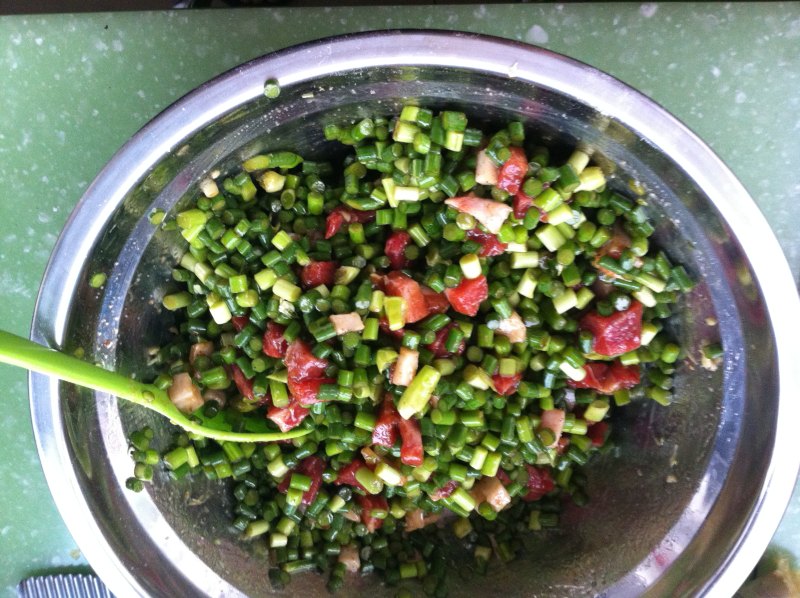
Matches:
[[357, 494, 389, 533], [580, 301, 643, 356], [262, 321, 288, 358], [229, 364, 254, 401], [384, 230, 412, 270], [324, 206, 375, 239], [267, 397, 309, 432], [397, 417, 423, 467], [444, 274, 488, 317], [492, 372, 522, 396], [277, 455, 325, 506], [426, 323, 466, 358], [512, 190, 534, 220], [384, 271, 429, 323], [300, 260, 336, 289], [372, 398, 400, 448], [522, 465, 555, 502], [568, 361, 641, 394], [496, 146, 528, 195], [420, 286, 450, 315], [465, 228, 507, 257]]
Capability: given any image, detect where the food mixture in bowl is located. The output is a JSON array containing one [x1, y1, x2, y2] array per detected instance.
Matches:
[[126, 104, 696, 595]]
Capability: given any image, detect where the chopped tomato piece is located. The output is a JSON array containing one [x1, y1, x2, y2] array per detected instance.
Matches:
[[570, 362, 608, 391], [445, 196, 513, 235], [426, 322, 466, 358], [497, 146, 528, 195], [285, 339, 329, 380], [568, 361, 640, 394], [378, 317, 405, 339], [231, 315, 250, 332], [384, 271, 429, 323], [580, 301, 643, 356], [384, 230, 412, 270], [267, 397, 309, 432], [512, 190, 534, 220], [277, 455, 325, 506], [335, 458, 368, 491], [357, 494, 389, 533], [605, 361, 641, 391], [444, 274, 488, 317], [324, 206, 376, 239], [229, 364, 254, 400], [372, 397, 400, 447], [299, 260, 336, 289], [420, 286, 450, 314], [325, 210, 345, 240], [491, 372, 522, 396], [587, 421, 610, 447], [430, 480, 458, 501], [262, 321, 288, 358], [495, 469, 512, 486], [397, 416, 423, 467], [522, 464, 555, 502], [288, 376, 335, 406], [465, 228, 507, 257]]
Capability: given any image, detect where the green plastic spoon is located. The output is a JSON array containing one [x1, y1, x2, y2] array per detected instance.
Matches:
[[0, 330, 308, 443]]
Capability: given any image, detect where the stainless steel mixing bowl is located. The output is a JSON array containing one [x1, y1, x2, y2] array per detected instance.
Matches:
[[30, 31, 800, 597]]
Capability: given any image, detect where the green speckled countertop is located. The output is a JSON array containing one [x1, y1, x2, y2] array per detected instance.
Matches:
[[1, 4, 798, 595]]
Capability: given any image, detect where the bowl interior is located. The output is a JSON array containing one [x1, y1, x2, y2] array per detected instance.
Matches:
[[33, 34, 781, 598]]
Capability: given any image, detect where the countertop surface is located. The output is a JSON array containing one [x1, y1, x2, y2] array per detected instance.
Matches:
[[1, 3, 798, 596]]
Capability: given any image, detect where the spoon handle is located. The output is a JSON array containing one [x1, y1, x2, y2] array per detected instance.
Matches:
[[0, 330, 310, 443], [0, 330, 156, 405]]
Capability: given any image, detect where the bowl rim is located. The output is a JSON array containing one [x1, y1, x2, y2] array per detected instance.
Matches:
[[29, 29, 800, 598]]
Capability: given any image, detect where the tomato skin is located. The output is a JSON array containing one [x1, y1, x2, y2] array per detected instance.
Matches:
[[587, 421, 610, 447], [267, 398, 310, 432], [300, 260, 337, 289], [495, 469, 512, 486], [430, 480, 458, 501], [229, 364, 254, 400], [492, 372, 522, 396], [605, 361, 641, 392], [325, 211, 345, 239], [335, 458, 368, 491], [284, 339, 331, 405], [522, 465, 555, 502], [580, 301, 643, 356], [231, 316, 250, 332], [324, 206, 376, 239], [465, 228, 507, 257], [378, 317, 405, 339], [285, 339, 329, 380], [372, 398, 400, 447], [384, 230, 412, 270], [497, 147, 528, 194], [420, 286, 450, 315], [444, 275, 488, 316], [426, 323, 466, 358], [289, 376, 336, 406], [512, 190, 534, 220], [262, 321, 288, 358], [277, 456, 325, 506], [384, 271, 429, 323], [568, 361, 640, 394], [357, 494, 389, 533], [397, 417, 423, 466]]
